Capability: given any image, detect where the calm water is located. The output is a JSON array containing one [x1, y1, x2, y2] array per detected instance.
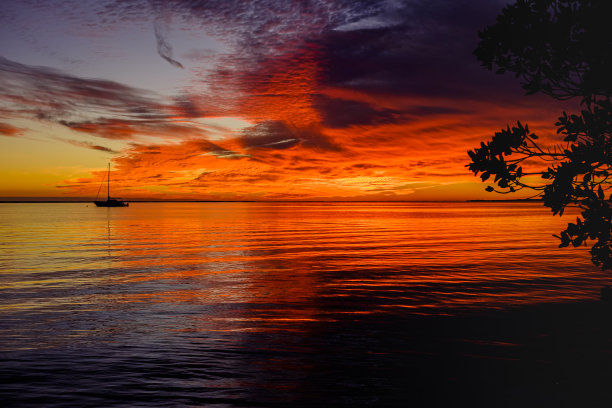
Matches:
[[1, 202, 609, 406]]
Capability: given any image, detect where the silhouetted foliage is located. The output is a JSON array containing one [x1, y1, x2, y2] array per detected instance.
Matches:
[[468, 0, 612, 270]]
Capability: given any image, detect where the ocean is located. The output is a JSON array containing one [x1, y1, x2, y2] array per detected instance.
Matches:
[[1, 202, 609, 406]]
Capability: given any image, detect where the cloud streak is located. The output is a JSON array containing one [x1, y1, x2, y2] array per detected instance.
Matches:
[[153, 15, 184, 69], [0, 56, 164, 124], [0, 57, 214, 144], [58, 138, 118, 153]]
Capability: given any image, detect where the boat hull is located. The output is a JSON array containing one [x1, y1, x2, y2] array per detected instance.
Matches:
[[94, 200, 129, 207]]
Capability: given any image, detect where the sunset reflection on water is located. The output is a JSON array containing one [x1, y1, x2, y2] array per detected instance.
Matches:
[[1, 202, 609, 339], [3, 202, 612, 407]]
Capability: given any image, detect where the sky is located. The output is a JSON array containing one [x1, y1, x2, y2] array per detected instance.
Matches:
[[0, 0, 573, 201]]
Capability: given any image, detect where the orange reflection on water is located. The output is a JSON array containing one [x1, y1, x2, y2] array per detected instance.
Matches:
[[87, 203, 611, 330], [3, 202, 611, 339]]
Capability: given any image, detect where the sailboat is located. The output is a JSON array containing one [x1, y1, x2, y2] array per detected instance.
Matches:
[[94, 163, 129, 207]]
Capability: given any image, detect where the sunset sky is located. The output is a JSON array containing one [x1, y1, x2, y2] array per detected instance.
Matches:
[[0, 0, 573, 201]]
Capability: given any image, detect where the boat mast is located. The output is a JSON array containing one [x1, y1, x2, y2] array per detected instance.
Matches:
[[107, 162, 110, 200]]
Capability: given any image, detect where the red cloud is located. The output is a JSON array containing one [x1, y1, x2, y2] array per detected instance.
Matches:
[[0, 122, 23, 137]]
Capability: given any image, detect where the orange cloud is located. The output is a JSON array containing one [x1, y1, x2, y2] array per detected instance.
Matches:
[[0, 122, 23, 137], [57, 88, 567, 201]]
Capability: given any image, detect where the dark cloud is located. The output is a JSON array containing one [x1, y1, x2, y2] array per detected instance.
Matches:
[[241, 120, 341, 151], [84, 144, 116, 153], [144, 0, 385, 55], [241, 121, 300, 149], [0, 57, 215, 140], [408, 106, 465, 116], [345, 163, 386, 170], [153, 16, 184, 69], [58, 117, 207, 140], [317, 0, 522, 101], [59, 138, 118, 153], [312, 94, 401, 128], [0, 56, 164, 123], [172, 95, 204, 118], [183, 139, 237, 158]]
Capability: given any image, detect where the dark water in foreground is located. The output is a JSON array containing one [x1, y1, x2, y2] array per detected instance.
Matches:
[[1, 202, 610, 407]]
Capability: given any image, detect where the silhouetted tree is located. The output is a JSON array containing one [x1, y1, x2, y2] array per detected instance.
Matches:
[[467, 0, 612, 270]]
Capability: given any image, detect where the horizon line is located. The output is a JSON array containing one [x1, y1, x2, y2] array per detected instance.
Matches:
[[0, 198, 541, 203]]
